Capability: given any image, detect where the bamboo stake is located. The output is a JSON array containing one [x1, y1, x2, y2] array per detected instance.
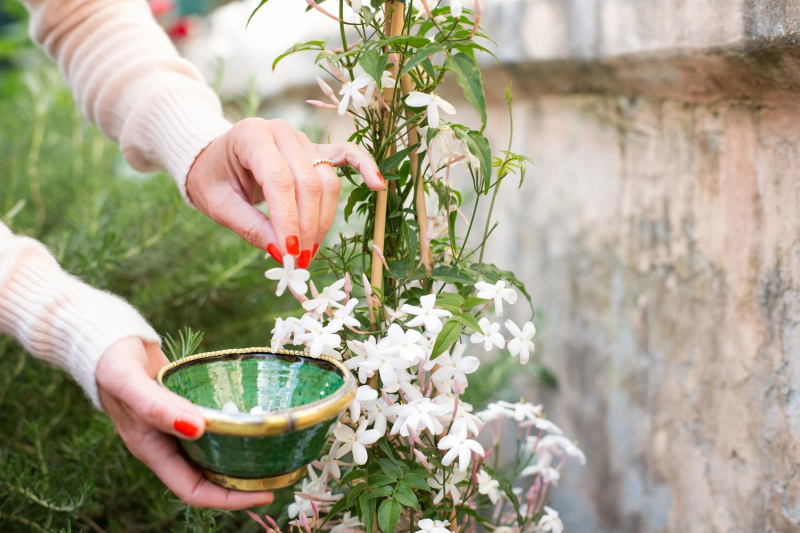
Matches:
[[369, 0, 405, 295]]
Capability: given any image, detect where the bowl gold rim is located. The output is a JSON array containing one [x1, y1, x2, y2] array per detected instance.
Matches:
[[156, 347, 356, 437]]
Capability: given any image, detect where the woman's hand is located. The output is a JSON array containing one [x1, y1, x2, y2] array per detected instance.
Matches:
[[95, 337, 274, 510], [186, 118, 385, 267]]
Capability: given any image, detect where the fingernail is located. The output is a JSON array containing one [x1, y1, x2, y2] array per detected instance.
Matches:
[[298, 249, 311, 269], [286, 235, 300, 256], [267, 244, 283, 265], [174, 416, 200, 438], [312, 244, 320, 258]]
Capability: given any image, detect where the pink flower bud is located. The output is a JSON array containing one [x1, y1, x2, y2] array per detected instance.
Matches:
[[372, 244, 390, 271], [316, 76, 340, 103], [304, 0, 343, 22], [310, 280, 319, 298], [413, 448, 433, 471], [362, 273, 372, 298], [306, 100, 338, 109], [470, 0, 483, 37], [344, 273, 352, 303]]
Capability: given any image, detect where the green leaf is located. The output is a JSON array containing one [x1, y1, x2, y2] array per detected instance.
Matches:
[[247, 0, 270, 27], [359, 49, 390, 87], [376, 35, 431, 49], [368, 475, 395, 488], [445, 53, 487, 130], [402, 220, 418, 264], [393, 486, 419, 509], [379, 143, 420, 173], [459, 313, 482, 333], [378, 499, 402, 533], [431, 319, 462, 359], [473, 263, 534, 317], [386, 258, 425, 282], [431, 265, 476, 285], [401, 43, 445, 76], [272, 40, 327, 71], [359, 492, 376, 533], [400, 473, 432, 491], [377, 438, 396, 460], [349, 482, 368, 506], [377, 458, 404, 479], [469, 131, 493, 192], [344, 186, 371, 223], [341, 468, 367, 486], [436, 293, 465, 307], [369, 485, 394, 499], [464, 296, 489, 309], [326, 495, 351, 520]]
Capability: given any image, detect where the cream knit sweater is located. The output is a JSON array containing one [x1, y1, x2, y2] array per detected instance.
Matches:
[[0, 0, 233, 407]]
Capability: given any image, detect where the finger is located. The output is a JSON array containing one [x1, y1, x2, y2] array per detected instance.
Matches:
[[317, 142, 385, 191], [144, 432, 274, 510], [244, 134, 301, 259], [271, 123, 322, 268], [119, 362, 207, 441], [298, 140, 341, 257], [208, 191, 283, 263]]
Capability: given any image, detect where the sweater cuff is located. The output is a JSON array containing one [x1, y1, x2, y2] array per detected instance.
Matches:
[[0, 244, 160, 409], [119, 82, 233, 205]]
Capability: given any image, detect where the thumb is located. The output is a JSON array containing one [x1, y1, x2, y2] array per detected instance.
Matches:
[[125, 368, 208, 441]]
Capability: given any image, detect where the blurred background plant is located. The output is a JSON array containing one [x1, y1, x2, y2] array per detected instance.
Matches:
[[0, 2, 551, 531]]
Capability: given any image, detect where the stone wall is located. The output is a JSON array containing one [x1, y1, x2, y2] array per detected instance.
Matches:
[[476, 1, 800, 531]]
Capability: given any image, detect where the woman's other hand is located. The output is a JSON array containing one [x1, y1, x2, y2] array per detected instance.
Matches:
[[95, 337, 274, 510], [186, 118, 386, 267]]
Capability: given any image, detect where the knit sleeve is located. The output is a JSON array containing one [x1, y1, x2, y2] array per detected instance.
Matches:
[[0, 223, 161, 408], [22, 0, 233, 202]]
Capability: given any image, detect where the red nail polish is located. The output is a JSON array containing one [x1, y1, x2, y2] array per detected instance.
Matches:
[[378, 172, 386, 184], [267, 244, 283, 265], [312, 244, 320, 258], [174, 416, 200, 438], [298, 249, 311, 269], [286, 235, 300, 256]]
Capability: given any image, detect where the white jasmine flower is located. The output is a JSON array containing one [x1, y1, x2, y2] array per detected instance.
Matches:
[[521, 455, 561, 485], [405, 91, 457, 128], [470, 317, 505, 351], [350, 384, 378, 420], [319, 453, 342, 480], [338, 74, 371, 115], [302, 278, 346, 315], [345, 337, 379, 383], [364, 395, 391, 434], [385, 305, 408, 323], [428, 468, 467, 504], [428, 125, 478, 170], [386, 395, 446, 437], [365, 70, 396, 100], [449, 406, 484, 438], [295, 316, 343, 358], [415, 518, 451, 533], [477, 470, 500, 504], [271, 316, 301, 351], [438, 431, 485, 471], [386, 323, 426, 363], [475, 279, 518, 317], [359, 339, 411, 391], [475, 402, 506, 422], [539, 506, 564, 533], [432, 342, 480, 390], [332, 298, 361, 328], [265, 254, 310, 296], [449, 0, 462, 17], [496, 399, 543, 422], [401, 294, 452, 334], [521, 416, 563, 435], [505, 319, 535, 364], [536, 434, 587, 465], [350, 0, 362, 13], [331, 512, 362, 533], [334, 418, 380, 465]]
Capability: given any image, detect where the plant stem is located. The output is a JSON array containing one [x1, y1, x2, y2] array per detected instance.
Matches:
[[475, 179, 502, 281]]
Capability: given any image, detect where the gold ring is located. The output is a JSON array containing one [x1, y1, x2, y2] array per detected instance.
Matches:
[[312, 158, 334, 167]]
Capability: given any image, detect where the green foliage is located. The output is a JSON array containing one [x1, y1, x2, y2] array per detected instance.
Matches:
[[0, 66, 293, 532]]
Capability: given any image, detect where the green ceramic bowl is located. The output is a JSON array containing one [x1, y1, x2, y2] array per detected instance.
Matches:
[[156, 347, 356, 491]]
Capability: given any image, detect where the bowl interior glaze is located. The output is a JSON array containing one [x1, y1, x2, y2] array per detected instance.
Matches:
[[162, 352, 346, 414]]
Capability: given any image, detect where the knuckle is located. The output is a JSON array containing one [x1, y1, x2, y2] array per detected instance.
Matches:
[[238, 117, 269, 136], [269, 168, 296, 191], [269, 118, 293, 133], [300, 175, 322, 196], [323, 175, 342, 195]]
